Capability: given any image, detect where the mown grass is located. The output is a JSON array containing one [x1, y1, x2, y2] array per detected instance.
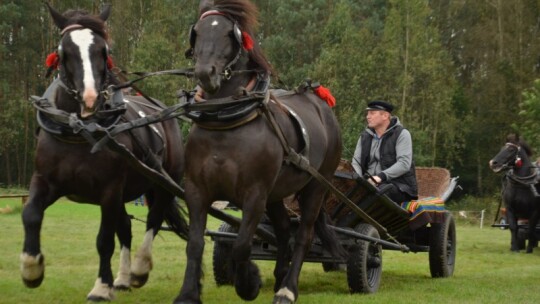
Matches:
[[1, 198, 539, 304]]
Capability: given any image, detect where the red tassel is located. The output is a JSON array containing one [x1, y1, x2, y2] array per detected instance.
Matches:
[[242, 31, 254, 51], [45, 52, 59, 69], [314, 85, 336, 108], [107, 56, 115, 69]]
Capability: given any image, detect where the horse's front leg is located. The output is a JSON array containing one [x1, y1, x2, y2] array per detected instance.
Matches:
[[266, 201, 292, 292], [113, 206, 132, 290], [174, 183, 209, 304], [20, 174, 59, 288], [231, 192, 267, 301], [87, 193, 124, 302], [506, 209, 520, 252]]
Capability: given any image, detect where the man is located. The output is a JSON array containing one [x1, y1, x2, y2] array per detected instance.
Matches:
[[352, 100, 418, 203]]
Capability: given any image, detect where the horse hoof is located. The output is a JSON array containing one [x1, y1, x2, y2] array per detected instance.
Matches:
[[235, 262, 262, 301], [130, 272, 149, 288], [273, 287, 296, 304], [87, 278, 114, 302], [20, 253, 45, 288], [236, 279, 262, 301], [113, 284, 131, 292], [273, 295, 295, 304], [22, 275, 44, 288], [87, 295, 112, 302]]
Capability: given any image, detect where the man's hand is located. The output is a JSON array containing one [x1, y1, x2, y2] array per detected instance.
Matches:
[[368, 175, 382, 186]]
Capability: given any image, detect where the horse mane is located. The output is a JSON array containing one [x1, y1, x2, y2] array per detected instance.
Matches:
[[203, 0, 274, 75], [506, 133, 534, 157], [62, 9, 109, 42]]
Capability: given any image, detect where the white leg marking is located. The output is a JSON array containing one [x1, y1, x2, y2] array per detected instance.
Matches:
[[132, 230, 154, 275], [114, 246, 131, 288], [276, 287, 295, 303], [70, 29, 97, 110], [20, 253, 44, 281], [87, 277, 114, 300]]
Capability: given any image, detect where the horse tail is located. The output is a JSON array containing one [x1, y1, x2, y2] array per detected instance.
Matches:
[[314, 208, 348, 260], [163, 198, 190, 241]]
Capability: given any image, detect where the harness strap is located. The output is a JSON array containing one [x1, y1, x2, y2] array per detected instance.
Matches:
[[90, 101, 187, 153], [112, 68, 195, 91], [195, 109, 260, 130]]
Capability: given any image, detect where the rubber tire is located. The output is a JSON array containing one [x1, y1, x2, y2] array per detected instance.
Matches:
[[212, 222, 236, 286], [429, 213, 456, 278], [346, 223, 383, 294]]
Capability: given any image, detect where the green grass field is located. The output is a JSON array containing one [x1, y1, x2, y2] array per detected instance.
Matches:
[[1, 198, 539, 304]]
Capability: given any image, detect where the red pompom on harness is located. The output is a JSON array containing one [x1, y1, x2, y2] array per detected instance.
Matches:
[[106, 56, 115, 69], [45, 52, 59, 70], [314, 85, 336, 108], [241, 31, 254, 51]]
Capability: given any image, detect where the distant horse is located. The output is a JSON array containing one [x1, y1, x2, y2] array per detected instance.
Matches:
[[21, 3, 188, 301], [176, 1, 346, 303], [489, 133, 540, 253]]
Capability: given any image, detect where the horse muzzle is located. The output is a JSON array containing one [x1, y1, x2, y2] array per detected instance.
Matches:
[[80, 88, 99, 118], [489, 160, 503, 173], [195, 64, 221, 95]]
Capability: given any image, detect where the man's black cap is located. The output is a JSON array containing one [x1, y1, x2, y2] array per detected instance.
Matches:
[[366, 100, 394, 113]]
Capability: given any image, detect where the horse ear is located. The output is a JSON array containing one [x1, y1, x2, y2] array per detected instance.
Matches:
[[99, 4, 112, 22], [45, 2, 68, 30], [199, 0, 214, 13]]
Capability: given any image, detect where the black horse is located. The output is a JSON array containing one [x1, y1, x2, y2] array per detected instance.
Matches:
[[176, 1, 346, 303], [489, 133, 540, 253], [20, 4, 188, 301]]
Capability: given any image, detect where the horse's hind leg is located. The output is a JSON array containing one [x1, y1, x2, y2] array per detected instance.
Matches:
[[87, 193, 124, 302], [21, 174, 59, 288], [113, 207, 132, 290], [266, 201, 291, 292], [273, 181, 328, 304]]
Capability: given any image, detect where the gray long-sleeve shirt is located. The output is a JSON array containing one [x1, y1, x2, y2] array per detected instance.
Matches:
[[352, 117, 413, 181]]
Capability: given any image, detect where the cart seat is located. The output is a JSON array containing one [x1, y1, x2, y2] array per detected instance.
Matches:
[[320, 160, 458, 237]]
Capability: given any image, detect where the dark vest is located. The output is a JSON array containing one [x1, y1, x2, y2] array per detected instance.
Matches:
[[360, 124, 418, 199]]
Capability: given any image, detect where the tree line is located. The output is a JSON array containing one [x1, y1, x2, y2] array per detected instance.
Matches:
[[1, 0, 540, 195]]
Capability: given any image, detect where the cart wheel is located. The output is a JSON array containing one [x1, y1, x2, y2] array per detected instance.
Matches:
[[212, 222, 236, 286], [346, 223, 382, 294], [429, 213, 456, 278]]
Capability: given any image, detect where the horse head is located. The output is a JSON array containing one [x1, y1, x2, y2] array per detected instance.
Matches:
[[46, 3, 114, 118], [188, 0, 271, 98], [489, 134, 533, 173]]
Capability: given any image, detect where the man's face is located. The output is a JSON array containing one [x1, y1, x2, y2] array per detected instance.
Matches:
[[366, 110, 389, 128]]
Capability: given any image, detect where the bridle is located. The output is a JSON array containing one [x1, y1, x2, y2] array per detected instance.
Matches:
[[186, 10, 255, 81], [57, 24, 114, 113], [502, 142, 523, 170]]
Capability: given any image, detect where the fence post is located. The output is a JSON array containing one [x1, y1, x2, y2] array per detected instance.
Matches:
[[480, 209, 485, 229]]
